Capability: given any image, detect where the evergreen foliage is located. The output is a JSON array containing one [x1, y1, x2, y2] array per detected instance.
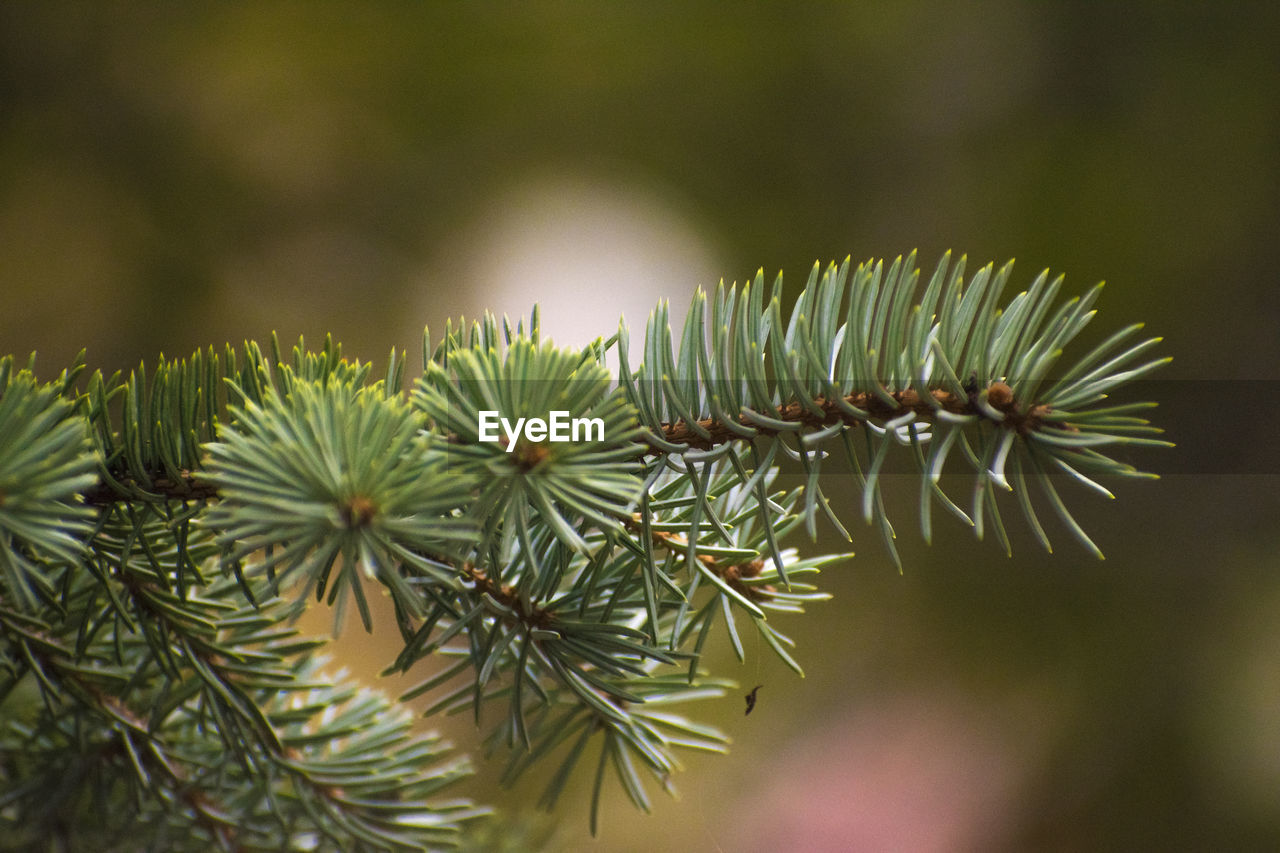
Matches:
[[0, 252, 1169, 849]]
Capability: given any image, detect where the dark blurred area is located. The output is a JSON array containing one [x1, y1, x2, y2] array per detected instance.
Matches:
[[3, 4, 1279, 850]]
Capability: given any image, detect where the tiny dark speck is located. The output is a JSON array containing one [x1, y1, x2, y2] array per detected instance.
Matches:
[[745, 685, 763, 715]]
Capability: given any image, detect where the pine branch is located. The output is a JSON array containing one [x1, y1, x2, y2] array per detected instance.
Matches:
[[0, 251, 1169, 846], [619, 251, 1170, 564]]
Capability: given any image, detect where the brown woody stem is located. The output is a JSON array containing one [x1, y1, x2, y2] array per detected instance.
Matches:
[[651, 381, 1051, 454]]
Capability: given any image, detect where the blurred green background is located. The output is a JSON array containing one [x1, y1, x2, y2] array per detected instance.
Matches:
[[3, 4, 1279, 850]]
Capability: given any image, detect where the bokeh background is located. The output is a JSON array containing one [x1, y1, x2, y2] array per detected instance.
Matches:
[[3, 4, 1279, 850]]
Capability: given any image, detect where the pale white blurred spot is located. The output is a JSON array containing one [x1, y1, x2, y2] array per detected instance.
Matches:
[[416, 174, 721, 365]]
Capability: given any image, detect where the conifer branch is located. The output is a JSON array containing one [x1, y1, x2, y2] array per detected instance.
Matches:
[[0, 251, 1169, 845]]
